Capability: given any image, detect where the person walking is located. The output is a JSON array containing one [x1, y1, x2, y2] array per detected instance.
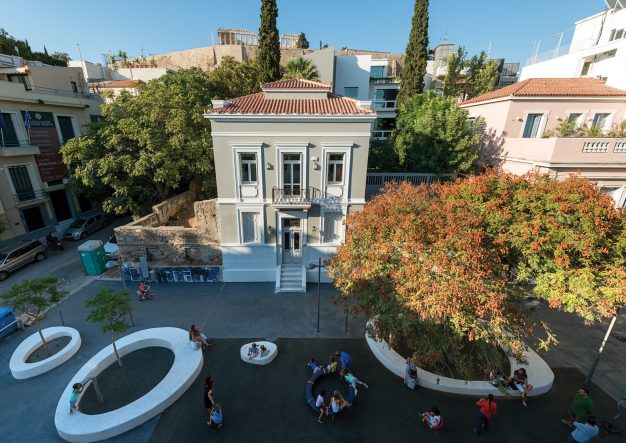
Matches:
[[565, 415, 599, 443], [316, 390, 329, 423], [474, 394, 497, 435], [208, 404, 223, 430], [204, 376, 215, 422], [561, 387, 594, 428]]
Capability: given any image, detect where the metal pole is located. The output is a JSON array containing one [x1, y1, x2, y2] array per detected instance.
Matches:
[[584, 311, 620, 385], [316, 257, 321, 333], [344, 308, 348, 333]]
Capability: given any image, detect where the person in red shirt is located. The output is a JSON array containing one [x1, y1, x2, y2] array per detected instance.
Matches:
[[474, 394, 497, 435]]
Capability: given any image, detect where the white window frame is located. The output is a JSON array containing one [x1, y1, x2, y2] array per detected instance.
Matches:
[[0, 110, 29, 142], [589, 110, 615, 132], [564, 110, 587, 128], [519, 110, 549, 138], [239, 152, 258, 184], [3, 162, 42, 196], [320, 208, 345, 244], [232, 143, 263, 201], [237, 206, 265, 244], [275, 144, 309, 192], [326, 153, 345, 185], [321, 144, 352, 200], [54, 113, 81, 143]]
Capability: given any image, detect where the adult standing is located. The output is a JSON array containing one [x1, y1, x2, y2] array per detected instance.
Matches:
[[561, 387, 594, 428], [474, 394, 497, 435], [565, 416, 599, 443], [204, 376, 215, 423], [335, 351, 352, 377], [405, 357, 418, 390]]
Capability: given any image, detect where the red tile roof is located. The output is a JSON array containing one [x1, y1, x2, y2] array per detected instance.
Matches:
[[209, 92, 375, 116], [461, 78, 626, 105], [261, 78, 331, 90], [91, 80, 145, 88]]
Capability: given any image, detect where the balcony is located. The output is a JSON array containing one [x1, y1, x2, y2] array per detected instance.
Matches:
[[372, 100, 397, 111], [372, 130, 393, 140], [271, 187, 312, 208], [0, 138, 40, 156], [370, 76, 400, 85], [499, 137, 626, 170], [13, 188, 47, 204]]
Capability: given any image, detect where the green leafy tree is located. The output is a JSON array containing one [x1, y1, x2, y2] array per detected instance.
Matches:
[[442, 46, 466, 98], [295, 32, 309, 49], [469, 58, 499, 99], [368, 139, 401, 171], [85, 288, 132, 367], [208, 56, 262, 99], [397, 0, 429, 106], [329, 171, 626, 377], [284, 57, 320, 81], [61, 68, 216, 216], [258, 0, 281, 83], [51, 51, 71, 63], [1, 276, 67, 356], [393, 91, 480, 173]]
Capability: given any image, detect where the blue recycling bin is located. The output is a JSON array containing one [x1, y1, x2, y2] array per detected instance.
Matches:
[[0, 307, 18, 339]]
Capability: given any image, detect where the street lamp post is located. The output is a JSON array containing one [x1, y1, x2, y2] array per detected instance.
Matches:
[[306, 258, 326, 333], [584, 308, 621, 385]]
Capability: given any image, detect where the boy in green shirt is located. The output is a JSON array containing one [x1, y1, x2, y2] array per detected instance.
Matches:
[[561, 387, 594, 427]]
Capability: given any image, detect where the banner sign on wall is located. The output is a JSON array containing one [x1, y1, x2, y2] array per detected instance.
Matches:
[[21, 111, 67, 182]]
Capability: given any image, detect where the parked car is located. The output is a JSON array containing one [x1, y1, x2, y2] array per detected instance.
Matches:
[[64, 213, 108, 240], [0, 239, 46, 281], [104, 234, 119, 260]]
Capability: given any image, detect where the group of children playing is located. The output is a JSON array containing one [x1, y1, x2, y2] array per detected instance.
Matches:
[[307, 351, 369, 423], [246, 342, 270, 359]]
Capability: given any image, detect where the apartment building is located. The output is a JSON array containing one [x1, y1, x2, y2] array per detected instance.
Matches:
[[0, 56, 103, 244], [521, 1, 626, 89], [460, 77, 626, 208], [205, 79, 376, 289]]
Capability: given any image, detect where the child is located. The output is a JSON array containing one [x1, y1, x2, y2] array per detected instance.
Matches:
[[344, 370, 369, 396], [247, 343, 259, 359], [69, 383, 83, 414], [316, 390, 329, 423], [419, 407, 442, 429], [260, 344, 269, 357], [307, 357, 324, 374], [326, 356, 338, 374], [208, 404, 223, 430]]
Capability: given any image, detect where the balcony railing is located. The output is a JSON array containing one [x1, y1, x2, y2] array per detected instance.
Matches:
[[23, 85, 93, 99], [13, 188, 47, 204], [0, 138, 34, 148], [365, 173, 457, 200], [373, 100, 397, 111], [272, 187, 312, 207], [370, 76, 400, 84], [372, 130, 393, 140]]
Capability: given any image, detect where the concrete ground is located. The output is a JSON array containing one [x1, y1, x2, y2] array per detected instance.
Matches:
[[0, 280, 624, 442]]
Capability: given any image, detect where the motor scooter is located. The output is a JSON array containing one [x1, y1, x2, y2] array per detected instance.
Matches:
[[46, 233, 64, 251]]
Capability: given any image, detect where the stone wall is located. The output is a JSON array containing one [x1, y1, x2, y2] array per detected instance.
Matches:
[[115, 191, 221, 266]]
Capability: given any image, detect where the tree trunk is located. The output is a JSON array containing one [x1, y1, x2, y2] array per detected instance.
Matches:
[[38, 328, 50, 356], [112, 332, 122, 367]]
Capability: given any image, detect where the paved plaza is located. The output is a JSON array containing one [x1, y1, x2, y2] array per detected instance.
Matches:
[[0, 279, 624, 442]]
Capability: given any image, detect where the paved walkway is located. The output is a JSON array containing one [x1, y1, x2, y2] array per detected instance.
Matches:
[[0, 280, 624, 442]]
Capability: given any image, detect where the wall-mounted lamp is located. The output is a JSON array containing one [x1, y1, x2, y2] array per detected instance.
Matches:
[[313, 162, 320, 170], [266, 162, 272, 170], [267, 225, 273, 234], [312, 225, 317, 233], [516, 117, 523, 122], [37, 99, 45, 104], [557, 117, 563, 122]]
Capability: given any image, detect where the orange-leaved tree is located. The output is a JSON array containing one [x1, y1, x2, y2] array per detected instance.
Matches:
[[329, 170, 626, 378]]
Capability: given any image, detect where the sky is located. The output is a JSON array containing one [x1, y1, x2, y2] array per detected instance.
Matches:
[[1, 0, 605, 67]]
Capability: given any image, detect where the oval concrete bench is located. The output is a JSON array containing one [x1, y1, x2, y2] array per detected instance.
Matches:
[[240, 341, 278, 365], [305, 368, 356, 413], [54, 327, 203, 443], [10, 326, 81, 380], [365, 320, 553, 397]]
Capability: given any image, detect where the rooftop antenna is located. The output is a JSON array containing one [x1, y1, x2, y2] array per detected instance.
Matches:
[[76, 43, 84, 62]]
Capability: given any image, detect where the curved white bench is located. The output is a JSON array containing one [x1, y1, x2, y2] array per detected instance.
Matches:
[[365, 320, 553, 397], [54, 327, 203, 443], [240, 341, 278, 365], [10, 326, 81, 380]]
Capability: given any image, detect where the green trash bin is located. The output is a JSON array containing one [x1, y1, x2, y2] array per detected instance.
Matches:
[[78, 240, 107, 275]]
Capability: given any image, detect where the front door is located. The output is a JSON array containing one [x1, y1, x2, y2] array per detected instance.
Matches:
[[282, 218, 302, 264]]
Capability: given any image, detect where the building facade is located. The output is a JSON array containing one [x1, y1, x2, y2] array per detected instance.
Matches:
[[460, 77, 626, 208], [205, 79, 376, 290], [521, 1, 626, 89], [0, 58, 103, 244]]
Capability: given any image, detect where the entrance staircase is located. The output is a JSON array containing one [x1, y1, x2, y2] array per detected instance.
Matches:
[[275, 264, 306, 293]]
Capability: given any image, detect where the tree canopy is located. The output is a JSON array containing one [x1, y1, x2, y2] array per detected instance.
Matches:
[[208, 56, 262, 99], [0, 28, 69, 66], [443, 47, 499, 100], [295, 32, 310, 49], [329, 171, 626, 377], [61, 68, 216, 217], [397, 0, 429, 106], [284, 57, 320, 81], [393, 91, 480, 173], [258, 0, 281, 83]]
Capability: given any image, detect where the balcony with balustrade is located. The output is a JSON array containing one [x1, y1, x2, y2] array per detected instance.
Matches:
[[0, 138, 39, 156]]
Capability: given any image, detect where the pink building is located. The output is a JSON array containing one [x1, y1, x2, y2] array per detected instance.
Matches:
[[460, 78, 626, 208]]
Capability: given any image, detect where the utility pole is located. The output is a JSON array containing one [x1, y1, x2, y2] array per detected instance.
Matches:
[[76, 43, 84, 62]]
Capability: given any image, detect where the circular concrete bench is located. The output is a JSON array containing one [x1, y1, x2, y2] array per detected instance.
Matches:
[[54, 327, 203, 443], [305, 369, 355, 414], [10, 326, 81, 379], [240, 341, 277, 365], [365, 320, 553, 397]]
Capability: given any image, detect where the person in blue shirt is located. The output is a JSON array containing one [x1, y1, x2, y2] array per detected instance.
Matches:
[[335, 351, 352, 377], [208, 404, 223, 430], [307, 357, 324, 374], [566, 415, 599, 443]]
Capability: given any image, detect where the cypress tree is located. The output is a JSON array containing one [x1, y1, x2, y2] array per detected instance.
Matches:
[[258, 0, 281, 83], [397, 0, 429, 106]]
